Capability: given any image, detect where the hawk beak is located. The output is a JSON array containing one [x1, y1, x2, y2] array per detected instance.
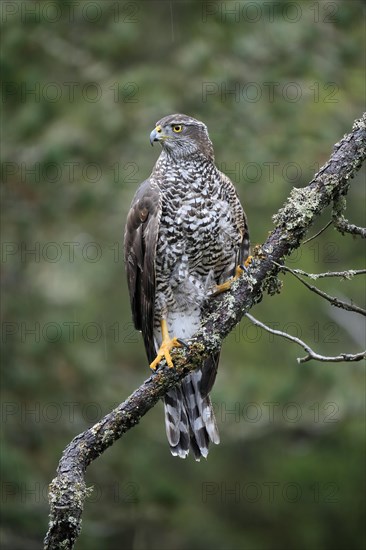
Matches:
[[150, 125, 163, 146]]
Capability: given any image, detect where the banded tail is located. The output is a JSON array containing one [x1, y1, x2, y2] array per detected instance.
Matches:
[[163, 355, 220, 460]]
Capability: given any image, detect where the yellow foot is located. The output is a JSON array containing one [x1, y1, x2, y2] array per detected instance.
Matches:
[[243, 255, 253, 269], [149, 319, 182, 370], [212, 257, 253, 296], [150, 337, 182, 370]]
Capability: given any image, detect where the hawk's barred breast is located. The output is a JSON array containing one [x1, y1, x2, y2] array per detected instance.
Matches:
[[153, 153, 243, 324]]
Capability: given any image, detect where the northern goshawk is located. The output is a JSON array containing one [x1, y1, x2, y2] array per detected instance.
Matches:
[[124, 114, 249, 460]]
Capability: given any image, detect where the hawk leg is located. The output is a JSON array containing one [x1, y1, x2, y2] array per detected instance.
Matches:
[[212, 256, 253, 295], [150, 318, 182, 370]]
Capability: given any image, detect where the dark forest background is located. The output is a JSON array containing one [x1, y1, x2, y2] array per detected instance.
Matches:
[[1, 1, 365, 549]]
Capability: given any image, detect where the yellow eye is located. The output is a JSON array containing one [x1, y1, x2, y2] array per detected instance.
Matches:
[[173, 125, 182, 133]]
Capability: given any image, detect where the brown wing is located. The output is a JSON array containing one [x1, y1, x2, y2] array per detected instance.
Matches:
[[124, 178, 162, 363], [219, 171, 250, 267]]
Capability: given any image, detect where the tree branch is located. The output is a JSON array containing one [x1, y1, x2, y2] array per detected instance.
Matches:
[[245, 313, 366, 365], [272, 266, 366, 280], [44, 113, 366, 550], [273, 263, 366, 316], [332, 195, 366, 237]]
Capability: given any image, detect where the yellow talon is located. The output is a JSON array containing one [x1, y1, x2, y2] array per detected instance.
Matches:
[[150, 319, 182, 370], [212, 257, 252, 296], [244, 255, 253, 268], [213, 266, 243, 294]]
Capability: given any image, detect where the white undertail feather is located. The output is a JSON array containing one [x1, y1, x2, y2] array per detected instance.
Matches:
[[169, 310, 201, 341]]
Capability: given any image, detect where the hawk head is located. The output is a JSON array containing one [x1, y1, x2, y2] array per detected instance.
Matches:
[[150, 114, 214, 161]]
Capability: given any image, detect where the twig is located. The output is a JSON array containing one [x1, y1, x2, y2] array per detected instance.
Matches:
[[332, 195, 366, 238], [44, 114, 366, 549], [274, 263, 366, 316], [245, 313, 366, 365], [272, 263, 366, 280], [302, 220, 333, 244]]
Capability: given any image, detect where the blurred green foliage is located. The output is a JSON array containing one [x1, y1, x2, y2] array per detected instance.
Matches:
[[1, 1, 365, 548]]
